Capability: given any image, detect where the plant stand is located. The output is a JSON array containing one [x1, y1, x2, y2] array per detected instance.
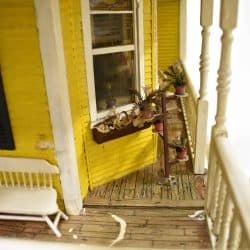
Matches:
[[155, 93, 189, 186]]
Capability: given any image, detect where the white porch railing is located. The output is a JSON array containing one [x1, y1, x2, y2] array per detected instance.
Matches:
[[181, 0, 213, 174], [180, 64, 198, 165], [206, 136, 250, 249], [204, 0, 250, 249]]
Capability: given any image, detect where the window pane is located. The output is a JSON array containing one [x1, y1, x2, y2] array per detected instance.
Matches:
[[90, 0, 132, 11], [91, 14, 133, 48], [93, 51, 135, 112]]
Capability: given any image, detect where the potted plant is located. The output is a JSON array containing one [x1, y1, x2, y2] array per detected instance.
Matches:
[[164, 61, 186, 95], [173, 136, 188, 160], [130, 86, 156, 119], [130, 83, 171, 116], [153, 119, 163, 132]]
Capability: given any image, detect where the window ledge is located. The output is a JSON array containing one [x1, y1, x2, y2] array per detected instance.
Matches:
[[90, 103, 135, 128]]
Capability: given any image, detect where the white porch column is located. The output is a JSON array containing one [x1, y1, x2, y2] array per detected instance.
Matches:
[[179, 0, 187, 61], [34, 0, 82, 215], [213, 0, 238, 135], [194, 0, 213, 174], [206, 0, 239, 211]]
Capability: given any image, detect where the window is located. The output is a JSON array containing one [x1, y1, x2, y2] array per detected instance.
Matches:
[[82, 0, 144, 123], [0, 70, 15, 150]]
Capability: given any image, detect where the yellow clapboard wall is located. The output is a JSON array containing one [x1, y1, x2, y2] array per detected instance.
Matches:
[[60, 0, 157, 189], [0, 0, 54, 161], [0, 0, 89, 200], [0, 0, 63, 199], [158, 0, 179, 69]]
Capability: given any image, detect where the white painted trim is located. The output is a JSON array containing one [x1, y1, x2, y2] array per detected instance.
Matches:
[[34, 0, 82, 215], [194, 0, 214, 174], [93, 45, 135, 55], [137, 0, 145, 88], [152, 0, 158, 88], [179, 0, 187, 61], [133, 0, 139, 90], [194, 100, 208, 174], [81, 0, 145, 122], [90, 10, 133, 14], [81, 0, 98, 121]]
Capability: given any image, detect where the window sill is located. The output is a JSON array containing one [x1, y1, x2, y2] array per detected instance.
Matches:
[[90, 103, 135, 128]]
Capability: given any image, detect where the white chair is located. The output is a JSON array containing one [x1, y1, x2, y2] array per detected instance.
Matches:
[[0, 157, 68, 237]]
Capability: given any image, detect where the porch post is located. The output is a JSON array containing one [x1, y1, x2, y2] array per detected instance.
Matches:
[[34, 0, 82, 215], [194, 0, 213, 174], [206, 0, 239, 211], [179, 0, 187, 61], [213, 0, 238, 135]]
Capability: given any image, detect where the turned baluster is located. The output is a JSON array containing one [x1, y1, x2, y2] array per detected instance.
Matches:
[[194, 0, 213, 174], [214, 0, 239, 136], [210, 165, 222, 221], [213, 179, 227, 235], [206, 141, 217, 214], [239, 233, 249, 249], [216, 194, 234, 249], [228, 210, 242, 250]]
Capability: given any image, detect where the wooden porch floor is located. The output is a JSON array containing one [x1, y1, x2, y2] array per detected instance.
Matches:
[[84, 162, 206, 207], [85, 98, 206, 208], [0, 207, 211, 249]]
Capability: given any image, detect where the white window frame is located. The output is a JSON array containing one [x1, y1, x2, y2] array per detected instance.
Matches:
[[81, 0, 144, 125]]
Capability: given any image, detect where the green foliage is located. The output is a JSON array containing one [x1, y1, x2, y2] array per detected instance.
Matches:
[[129, 83, 171, 113], [172, 136, 187, 149], [164, 62, 185, 87]]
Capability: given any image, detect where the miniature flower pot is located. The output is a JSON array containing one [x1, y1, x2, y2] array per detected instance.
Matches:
[[176, 146, 187, 159], [175, 86, 186, 95], [141, 111, 153, 120], [154, 121, 163, 132]]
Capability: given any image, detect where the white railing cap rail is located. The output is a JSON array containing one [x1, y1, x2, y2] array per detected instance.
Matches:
[[0, 157, 58, 174], [215, 136, 250, 242]]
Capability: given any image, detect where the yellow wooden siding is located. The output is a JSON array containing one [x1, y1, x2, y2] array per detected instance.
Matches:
[[0, 0, 54, 160], [158, 0, 179, 69], [0, 0, 89, 202], [59, 0, 89, 198], [0, 3, 52, 157], [0, 0, 65, 198], [59, 0, 157, 190]]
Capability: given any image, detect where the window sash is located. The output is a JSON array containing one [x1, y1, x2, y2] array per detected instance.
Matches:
[[92, 45, 135, 55], [90, 10, 133, 15], [81, 0, 144, 124]]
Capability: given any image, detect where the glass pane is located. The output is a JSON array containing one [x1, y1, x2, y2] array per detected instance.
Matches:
[[91, 14, 133, 48], [90, 0, 132, 11], [93, 51, 135, 112]]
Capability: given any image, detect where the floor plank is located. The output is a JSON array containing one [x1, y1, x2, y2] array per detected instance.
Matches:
[[0, 207, 211, 249]]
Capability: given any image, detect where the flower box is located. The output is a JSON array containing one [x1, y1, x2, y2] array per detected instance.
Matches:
[[92, 122, 151, 144]]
